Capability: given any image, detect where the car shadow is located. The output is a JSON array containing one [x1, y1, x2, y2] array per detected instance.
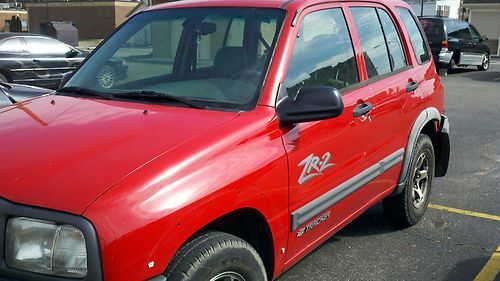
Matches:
[[334, 202, 401, 238], [443, 257, 491, 281], [447, 68, 500, 83]]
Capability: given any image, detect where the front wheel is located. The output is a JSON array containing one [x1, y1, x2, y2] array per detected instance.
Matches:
[[383, 134, 435, 227], [477, 54, 490, 71], [164, 232, 267, 281]]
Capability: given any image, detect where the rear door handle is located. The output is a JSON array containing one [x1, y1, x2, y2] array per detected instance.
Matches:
[[353, 102, 373, 118], [33, 59, 41, 63], [406, 81, 419, 93]]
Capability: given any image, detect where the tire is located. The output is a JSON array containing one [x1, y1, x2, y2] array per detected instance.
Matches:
[[96, 65, 115, 89], [164, 231, 267, 281], [448, 57, 457, 72], [383, 134, 435, 227], [477, 54, 490, 71], [0, 73, 9, 83]]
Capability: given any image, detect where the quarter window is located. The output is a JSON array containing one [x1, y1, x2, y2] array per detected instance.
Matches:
[[285, 9, 359, 96], [377, 8, 407, 71], [397, 8, 430, 64], [350, 7, 391, 78]]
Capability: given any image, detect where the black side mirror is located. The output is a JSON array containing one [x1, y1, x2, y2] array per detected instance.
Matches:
[[277, 85, 344, 125], [481, 35, 488, 42], [65, 49, 79, 58], [59, 72, 72, 89]]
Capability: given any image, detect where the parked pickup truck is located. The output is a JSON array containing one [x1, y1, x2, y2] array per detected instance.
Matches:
[[0, 0, 450, 280]]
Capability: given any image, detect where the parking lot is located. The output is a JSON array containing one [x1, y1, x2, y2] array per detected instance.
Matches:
[[278, 59, 500, 281]]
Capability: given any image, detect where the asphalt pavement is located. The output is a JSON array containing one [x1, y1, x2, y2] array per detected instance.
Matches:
[[278, 59, 500, 281]]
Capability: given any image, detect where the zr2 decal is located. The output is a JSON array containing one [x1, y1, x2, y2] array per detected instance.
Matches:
[[298, 152, 335, 185]]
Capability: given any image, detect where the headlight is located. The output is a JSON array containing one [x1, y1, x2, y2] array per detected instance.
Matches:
[[5, 217, 87, 278]]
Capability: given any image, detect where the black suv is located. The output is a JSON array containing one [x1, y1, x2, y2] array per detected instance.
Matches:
[[419, 17, 490, 73]]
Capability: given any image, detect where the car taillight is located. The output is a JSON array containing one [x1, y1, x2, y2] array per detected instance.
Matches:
[[441, 40, 448, 49]]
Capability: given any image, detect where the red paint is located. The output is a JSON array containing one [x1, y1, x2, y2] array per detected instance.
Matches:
[[0, 0, 445, 280]]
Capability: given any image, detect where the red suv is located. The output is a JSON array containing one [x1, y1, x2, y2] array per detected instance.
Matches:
[[0, 0, 450, 280]]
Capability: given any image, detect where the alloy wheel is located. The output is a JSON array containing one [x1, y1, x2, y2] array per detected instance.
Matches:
[[412, 153, 429, 209], [482, 55, 489, 70], [97, 67, 115, 89], [210, 271, 246, 281]]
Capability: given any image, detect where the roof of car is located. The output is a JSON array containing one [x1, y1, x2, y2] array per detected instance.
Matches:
[[0, 33, 52, 40], [147, 0, 410, 12]]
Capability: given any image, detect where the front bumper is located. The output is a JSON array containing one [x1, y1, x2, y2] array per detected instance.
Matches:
[[0, 198, 103, 281]]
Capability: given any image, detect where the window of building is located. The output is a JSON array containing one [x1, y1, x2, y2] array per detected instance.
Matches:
[[377, 8, 407, 71], [285, 8, 358, 96], [437, 5, 450, 17], [397, 8, 430, 64]]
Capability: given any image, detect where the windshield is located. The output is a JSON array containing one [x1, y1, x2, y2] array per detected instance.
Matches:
[[64, 8, 285, 111]]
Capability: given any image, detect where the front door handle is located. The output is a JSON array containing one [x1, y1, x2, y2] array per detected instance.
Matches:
[[353, 102, 373, 118], [406, 81, 419, 93], [33, 59, 41, 63]]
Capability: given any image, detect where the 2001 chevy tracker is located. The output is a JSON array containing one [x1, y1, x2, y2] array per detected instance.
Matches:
[[0, 0, 450, 280]]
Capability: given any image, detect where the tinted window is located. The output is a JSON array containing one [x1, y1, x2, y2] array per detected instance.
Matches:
[[285, 9, 358, 96], [397, 8, 430, 64], [446, 20, 471, 40], [0, 38, 26, 53], [469, 24, 482, 40], [351, 7, 391, 78], [25, 37, 72, 55]]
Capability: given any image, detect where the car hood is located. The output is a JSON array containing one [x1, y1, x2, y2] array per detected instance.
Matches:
[[0, 95, 239, 214], [1, 83, 53, 104]]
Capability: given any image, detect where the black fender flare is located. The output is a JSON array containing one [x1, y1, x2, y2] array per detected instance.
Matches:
[[392, 107, 442, 196]]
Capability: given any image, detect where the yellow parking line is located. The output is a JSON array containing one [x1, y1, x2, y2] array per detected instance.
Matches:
[[428, 204, 500, 222], [474, 246, 500, 281]]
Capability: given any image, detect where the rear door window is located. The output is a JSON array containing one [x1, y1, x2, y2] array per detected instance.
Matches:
[[350, 7, 391, 78], [397, 8, 430, 64], [377, 8, 406, 71], [285, 8, 359, 96]]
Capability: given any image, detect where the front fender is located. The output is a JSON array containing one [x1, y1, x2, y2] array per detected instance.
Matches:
[[83, 107, 289, 281]]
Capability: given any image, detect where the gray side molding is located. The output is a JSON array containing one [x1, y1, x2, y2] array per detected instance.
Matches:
[[392, 107, 441, 196], [291, 148, 404, 231]]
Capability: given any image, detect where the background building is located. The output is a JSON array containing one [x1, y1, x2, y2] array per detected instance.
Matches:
[[25, 0, 137, 40], [404, 0, 438, 16], [462, 0, 500, 55], [0, 8, 27, 32], [435, 0, 462, 18]]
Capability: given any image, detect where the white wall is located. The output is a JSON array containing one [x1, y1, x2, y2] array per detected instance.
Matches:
[[466, 4, 500, 55]]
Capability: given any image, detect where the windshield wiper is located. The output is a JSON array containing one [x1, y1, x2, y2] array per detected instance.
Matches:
[[58, 86, 115, 100], [113, 91, 208, 109]]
